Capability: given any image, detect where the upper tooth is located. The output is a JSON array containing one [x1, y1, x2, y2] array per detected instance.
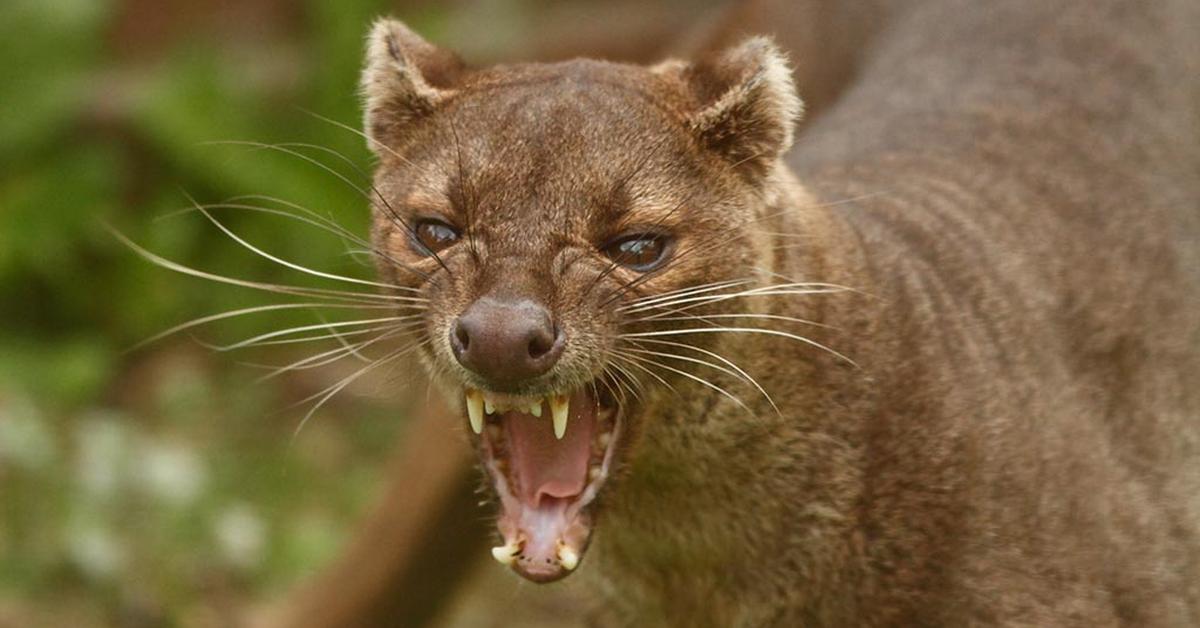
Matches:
[[484, 399, 495, 415], [550, 394, 569, 439], [557, 543, 579, 570], [466, 389, 484, 434], [530, 399, 543, 417]]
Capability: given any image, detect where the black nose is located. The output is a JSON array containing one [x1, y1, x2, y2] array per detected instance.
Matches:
[[450, 297, 565, 384]]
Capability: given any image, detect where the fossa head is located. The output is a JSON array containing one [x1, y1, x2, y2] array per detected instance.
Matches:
[[362, 18, 800, 581]]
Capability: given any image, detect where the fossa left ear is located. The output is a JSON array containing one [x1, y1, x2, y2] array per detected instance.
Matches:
[[658, 37, 803, 182]]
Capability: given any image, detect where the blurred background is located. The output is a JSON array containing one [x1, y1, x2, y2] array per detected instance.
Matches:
[[0, 0, 730, 626]]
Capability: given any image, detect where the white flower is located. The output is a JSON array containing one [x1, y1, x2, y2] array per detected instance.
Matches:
[[138, 440, 206, 507], [214, 504, 267, 569], [75, 411, 131, 498], [67, 521, 125, 580], [0, 394, 56, 471]]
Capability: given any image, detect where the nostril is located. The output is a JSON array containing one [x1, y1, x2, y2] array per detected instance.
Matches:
[[527, 328, 555, 360], [527, 325, 563, 363], [453, 320, 471, 354]]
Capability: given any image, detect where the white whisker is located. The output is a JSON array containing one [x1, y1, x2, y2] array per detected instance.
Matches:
[[106, 225, 419, 304], [190, 201, 415, 294], [624, 338, 777, 413], [624, 284, 849, 317], [289, 339, 429, 441], [621, 326, 857, 367], [256, 325, 414, 381], [297, 108, 415, 166], [618, 352, 752, 414], [215, 316, 423, 351], [632, 312, 834, 330], [132, 301, 400, 351], [609, 353, 675, 394], [620, 278, 754, 311], [224, 323, 402, 349], [622, 283, 850, 314]]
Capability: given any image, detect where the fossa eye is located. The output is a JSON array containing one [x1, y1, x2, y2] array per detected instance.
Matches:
[[603, 234, 670, 271], [413, 219, 460, 255]]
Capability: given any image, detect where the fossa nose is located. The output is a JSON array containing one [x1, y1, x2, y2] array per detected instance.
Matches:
[[450, 296, 565, 385]]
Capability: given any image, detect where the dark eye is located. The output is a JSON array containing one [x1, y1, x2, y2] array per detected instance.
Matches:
[[603, 234, 670, 271], [413, 219, 460, 255]]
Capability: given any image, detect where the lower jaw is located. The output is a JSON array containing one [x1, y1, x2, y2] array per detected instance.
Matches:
[[472, 388, 623, 582]]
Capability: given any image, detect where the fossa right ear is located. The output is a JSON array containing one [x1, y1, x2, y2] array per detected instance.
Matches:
[[360, 18, 465, 155]]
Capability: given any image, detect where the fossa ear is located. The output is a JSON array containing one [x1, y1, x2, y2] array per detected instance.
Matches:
[[361, 18, 465, 154], [658, 37, 803, 182]]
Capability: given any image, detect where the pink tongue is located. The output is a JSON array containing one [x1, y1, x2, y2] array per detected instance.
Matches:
[[504, 392, 596, 507]]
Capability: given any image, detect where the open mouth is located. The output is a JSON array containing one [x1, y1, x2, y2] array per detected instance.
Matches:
[[464, 386, 622, 582]]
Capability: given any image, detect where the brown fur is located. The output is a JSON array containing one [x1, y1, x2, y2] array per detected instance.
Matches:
[[361, 1, 1200, 625]]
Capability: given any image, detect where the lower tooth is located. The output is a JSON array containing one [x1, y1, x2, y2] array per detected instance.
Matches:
[[491, 542, 520, 566], [588, 467, 601, 481], [557, 544, 579, 571]]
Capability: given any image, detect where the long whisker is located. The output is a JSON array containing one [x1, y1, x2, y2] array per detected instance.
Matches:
[[201, 139, 450, 276], [165, 195, 407, 273], [604, 356, 646, 403], [630, 312, 835, 331], [752, 266, 873, 299], [596, 368, 635, 406], [213, 316, 423, 351], [623, 346, 767, 408], [189, 200, 416, 294], [201, 140, 377, 203], [607, 358, 646, 395], [106, 225, 420, 304], [296, 107, 416, 167], [620, 283, 850, 314], [226, 194, 418, 273], [620, 278, 755, 311], [256, 325, 416, 381], [624, 337, 777, 413], [131, 301, 400, 351], [210, 322, 403, 349], [616, 351, 752, 414], [315, 311, 372, 363], [609, 352, 676, 395], [289, 338, 430, 441], [621, 326, 857, 367]]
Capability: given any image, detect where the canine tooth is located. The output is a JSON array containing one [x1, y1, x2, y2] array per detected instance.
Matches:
[[529, 399, 543, 417], [557, 544, 579, 571], [484, 399, 495, 415], [466, 390, 484, 434], [550, 395, 569, 439], [491, 542, 519, 566]]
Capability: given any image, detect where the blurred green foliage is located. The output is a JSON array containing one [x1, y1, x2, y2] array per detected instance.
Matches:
[[0, 0, 441, 624]]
